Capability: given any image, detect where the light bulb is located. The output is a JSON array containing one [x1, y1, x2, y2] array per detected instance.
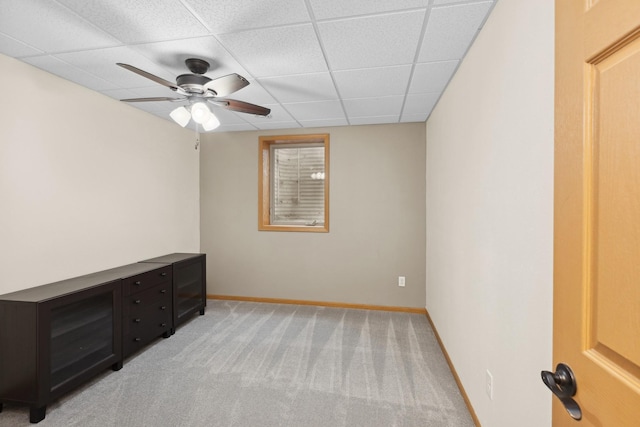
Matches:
[[169, 106, 190, 127], [190, 102, 211, 124], [202, 113, 220, 131]]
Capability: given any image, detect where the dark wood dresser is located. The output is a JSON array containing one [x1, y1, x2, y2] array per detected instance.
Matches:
[[0, 253, 206, 423]]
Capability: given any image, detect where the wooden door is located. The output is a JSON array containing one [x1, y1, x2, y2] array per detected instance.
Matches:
[[554, 0, 640, 425]]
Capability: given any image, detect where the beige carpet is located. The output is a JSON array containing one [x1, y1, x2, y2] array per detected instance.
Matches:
[[0, 300, 474, 426]]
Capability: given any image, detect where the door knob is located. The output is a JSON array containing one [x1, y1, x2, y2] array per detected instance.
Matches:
[[541, 363, 582, 420]]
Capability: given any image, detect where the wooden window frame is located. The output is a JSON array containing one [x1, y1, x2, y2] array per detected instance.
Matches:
[[259, 134, 329, 233]]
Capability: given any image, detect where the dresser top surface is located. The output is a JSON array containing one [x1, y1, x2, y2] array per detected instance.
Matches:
[[139, 252, 204, 264], [0, 263, 170, 303]]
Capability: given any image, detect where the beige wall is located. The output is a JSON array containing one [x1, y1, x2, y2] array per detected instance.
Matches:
[[201, 123, 426, 307], [425, 1, 554, 426], [0, 54, 200, 294]]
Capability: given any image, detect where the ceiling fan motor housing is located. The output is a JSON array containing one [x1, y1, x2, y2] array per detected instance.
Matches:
[[176, 74, 212, 94]]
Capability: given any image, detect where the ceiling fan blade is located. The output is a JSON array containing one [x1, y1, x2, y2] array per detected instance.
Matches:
[[116, 63, 181, 92], [120, 97, 184, 102], [203, 74, 249, 97], [211, 99, 270, 116]]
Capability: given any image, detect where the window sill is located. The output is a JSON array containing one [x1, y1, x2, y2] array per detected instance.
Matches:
[[258, 224, 329, 233]]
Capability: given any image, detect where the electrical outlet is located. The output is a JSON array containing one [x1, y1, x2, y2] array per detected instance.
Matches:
[[398, 276, 405, 287], [485, 370, 493, 400]]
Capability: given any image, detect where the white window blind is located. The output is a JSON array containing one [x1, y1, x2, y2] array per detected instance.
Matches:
[[271, 145, 325, 225]]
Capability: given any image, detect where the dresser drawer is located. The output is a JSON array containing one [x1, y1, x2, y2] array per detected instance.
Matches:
[[123, 266, 172, 295], [126, 285, 171, 317]]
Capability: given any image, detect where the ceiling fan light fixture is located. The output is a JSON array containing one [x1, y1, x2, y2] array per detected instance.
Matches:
[[202, 113, 220, 131], [170, 106, 191, 127], [190, 102, 211, 124]]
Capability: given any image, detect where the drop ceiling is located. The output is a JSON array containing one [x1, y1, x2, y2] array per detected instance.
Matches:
[[0, 0, 496, 132]]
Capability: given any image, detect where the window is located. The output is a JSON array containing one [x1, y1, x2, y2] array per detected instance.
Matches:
[[259, 134, 329, 232]]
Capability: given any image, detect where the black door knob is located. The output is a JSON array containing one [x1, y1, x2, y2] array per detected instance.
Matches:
[[541, 363, 582, 420]]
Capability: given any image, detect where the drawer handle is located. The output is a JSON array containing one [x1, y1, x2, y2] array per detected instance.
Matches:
[[160, 306, 167, 310], [134, 281, 141, 286], [160, 272, 167, 277], [134, 337, 141, 342], [160, 323, 167, 327], [160, 289, 167, 294], [134, 299, 141, 304], [133, 318, 141, 323]]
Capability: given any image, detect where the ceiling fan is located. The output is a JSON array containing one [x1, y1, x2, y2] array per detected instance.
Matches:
[[116, 58, 270, 131]]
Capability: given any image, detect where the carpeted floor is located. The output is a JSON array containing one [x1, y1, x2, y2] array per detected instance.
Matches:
[[0, 300, 474, 426]]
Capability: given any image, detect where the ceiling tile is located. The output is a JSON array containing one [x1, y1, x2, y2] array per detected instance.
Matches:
[[218, 24, 327, 77], [343, 95, 405, 118], [434, 0, 491, 4], [400, 113, 429, 122], [309, 0, 428, 20], [259, 73, 338, 103], [209, 108, 253, 125], [298, 118, 349, 128], [409, 60, 458, 93], [318, 11, 425, 70], [54, 46, 176, 89], [230, 80, 278, 105], [0, 32, 43, 58], [418, 2, 493, 62], [333, 65, 412, 98], [0, 0, 120, 53], [55, 0, 209, 44], [284, 100, 345, 121], [402, 93, 439, 116], [184, 0, 310, 33], [130, 36, 251, 78], [241, 104, 294, 124], [21, 55, 119, 91], [99, 88, 140, 101], [349, 116, 399, 126], [253, 121, 301, 130], [212, 123, 258, 133]]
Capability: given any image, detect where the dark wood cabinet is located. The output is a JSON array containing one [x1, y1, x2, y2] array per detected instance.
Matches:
[[0, 273, 123, 423], [139, 253, 206, 330], [0, 256, 203, 423]]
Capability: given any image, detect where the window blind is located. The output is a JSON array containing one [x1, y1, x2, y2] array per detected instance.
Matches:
[[271, 146, 325, 225]]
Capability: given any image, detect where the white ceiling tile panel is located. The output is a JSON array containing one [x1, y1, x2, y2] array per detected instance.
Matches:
[[212, 123, 259, 132], [343, 95, 405, 118], [418, 2, 493, 62], [284, 100, 345, 121], [253, 121, 301, 130], [130, 37, 251, 78], [0, 0, 120, 53], [241, 104, 294, 124], [434, 0, 491, 4], [333, 65, 412, 98], [230, 80, 278, 105], [183, 0, 310, 33], [409, 60, 458, 93], [309, 0, 428, 20], [21, 55, 119, 91], [400, 113, 429, 123], [298, 118, 349, 128], [54, 47, 175, 89], [99, 88, 140, 101], [0, 32, 43, 58], [259, 73, 338, 103], [208, 108, 253, 125], [218, 24, 327, 77], [403, 93, 440, 116], [318, 11, 426, 70], [350, 116, 399, 126], [55, 0, 209, 44]]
